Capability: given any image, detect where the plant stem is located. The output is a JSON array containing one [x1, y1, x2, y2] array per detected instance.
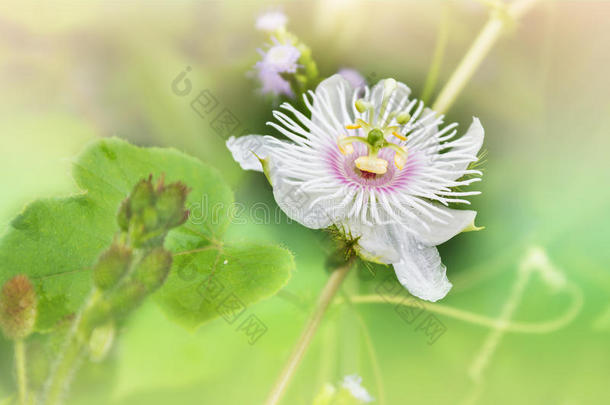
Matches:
[[341, 291, 386, 405], [431, 0, 539, 114], [41, 341, 85, 405], [15, 339, 27, 405], [265, 259, 354, 405], [41, 291, 99, 405], [349, 281, 582, 334]]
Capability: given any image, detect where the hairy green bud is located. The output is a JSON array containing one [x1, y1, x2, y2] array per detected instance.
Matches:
[[85, 282, 146, 329], [0, 275, 37, 339], [156, 182, 190, 228], [132, 248, 172, 292], [108, 282, 148, 319], [92, 243, 132, 291], [142, 206, 159, 230], [129, 177, 155, 214], [117, 199, 130, 231], [88, 321, 115, 362], [118, 175, 191, 247]]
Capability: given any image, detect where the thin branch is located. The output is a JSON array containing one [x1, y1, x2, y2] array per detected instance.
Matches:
[[265, 258, 355, 405], [432, 0, 540, 114]]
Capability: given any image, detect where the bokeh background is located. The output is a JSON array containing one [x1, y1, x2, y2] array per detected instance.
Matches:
[[1, 0, 609, 404]]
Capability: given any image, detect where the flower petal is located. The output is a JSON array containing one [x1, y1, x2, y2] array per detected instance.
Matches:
[[347, 221, 452, 301], [271, 172, 337, 229], [367, 79, 412, 124], [310, 74, 355, 131], [226, 135, 278, 172], [404, 205, 478, 246], [392, 232, 452, 302], [343, 219, 400, 264], [435, 117, 484, 181]]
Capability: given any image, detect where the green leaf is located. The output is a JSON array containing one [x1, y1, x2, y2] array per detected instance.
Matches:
[[0, 195, 111, 331], [0, 138, 293, 330], [155, 243, 294, 329]]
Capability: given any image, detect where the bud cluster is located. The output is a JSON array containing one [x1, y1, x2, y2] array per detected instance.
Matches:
[[86, 247, 173, 329], [0, 175, 191, 405], [117, 175, 190, 248], [85, 175, 189, 350], [0, 275, 37, 340]]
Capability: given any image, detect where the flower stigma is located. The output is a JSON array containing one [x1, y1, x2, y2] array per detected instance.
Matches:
[[339, 80, 410, 176]]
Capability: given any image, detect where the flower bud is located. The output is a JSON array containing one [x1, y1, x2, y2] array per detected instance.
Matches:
[[142, 206, 159, 230], [129, 177, 155, 214], [92, 243, 132, 291], [132, 248, 173, 292], [88, 321, 115, 362], [107, 282, 148, 318], [0, 275, 37, 339], [156, 182, 190, 228], [117, 199, 130, 231]]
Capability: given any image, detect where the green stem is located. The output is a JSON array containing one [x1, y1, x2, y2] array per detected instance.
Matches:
[[341, 291, 386, 405], [431, 0, 539, 114], [15, 339, 27, 405], [41, 342, 85, 405], [41, 291, 99, 405], [421, 2, 450, 104], [264, 259, 355, 405], [348, 282, 582, 334]]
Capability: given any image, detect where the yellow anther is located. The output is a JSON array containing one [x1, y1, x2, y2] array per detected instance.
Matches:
[[392, 131, 407, 141], [355, 156, 388, 175], [339, 142, 354, 155], [394, 149, 409, 169], [345, 124, 361, 130]]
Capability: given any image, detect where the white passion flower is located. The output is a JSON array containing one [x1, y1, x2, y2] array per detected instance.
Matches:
[[255, 10, 288, 33], [227, 75, 484, 302]]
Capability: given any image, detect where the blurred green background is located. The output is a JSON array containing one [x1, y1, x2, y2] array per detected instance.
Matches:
[[0, 0, 609, 404]]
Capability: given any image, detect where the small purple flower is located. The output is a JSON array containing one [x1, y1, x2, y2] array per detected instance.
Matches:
[[257, 42, 300, 74], [254, 40, 300, 97], [257, 66, 293, 97], [255, 10, 287, 32], [338, 68, 366, 89]]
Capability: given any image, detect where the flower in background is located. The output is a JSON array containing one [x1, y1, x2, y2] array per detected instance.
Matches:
[[255, 10, 288, 33], [254, 40, 301, 97], [257, 41, 301, 74], [341, 375, 374, 403], [256, 67, 294, 97], [312, 374, 374, 404], [338, 68, 367, 89], [227, 74, 484, 302]]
